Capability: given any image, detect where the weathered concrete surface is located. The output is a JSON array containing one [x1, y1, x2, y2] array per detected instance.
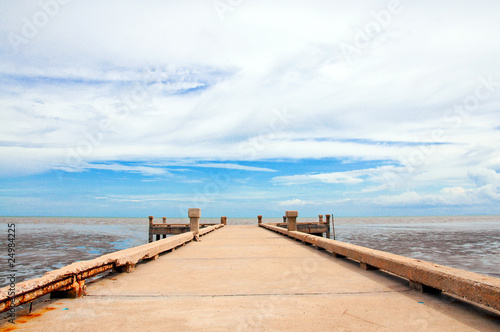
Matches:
[[0, 225, 223, 313], [261, 223, 500, 312], [4, 225, 499, 331]]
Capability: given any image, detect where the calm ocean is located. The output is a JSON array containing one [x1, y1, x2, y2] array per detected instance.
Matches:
[[1, 215, 499, 287]]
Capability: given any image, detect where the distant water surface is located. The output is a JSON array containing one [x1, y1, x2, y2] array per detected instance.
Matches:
[[0, 215, 498, 287]]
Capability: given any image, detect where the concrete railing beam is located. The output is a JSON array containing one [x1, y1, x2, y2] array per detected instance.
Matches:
[[259, 223, 500, 312]]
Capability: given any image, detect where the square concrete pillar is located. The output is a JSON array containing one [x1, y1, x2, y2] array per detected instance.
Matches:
[[148, 216, 154, 243], [257, 215, 262, 224], [286, 211, 298, 231], [325, 214, 331, 238], [409, 281, 441, 294], [51, 279, 85, 299], [189, 208, 200, 236]]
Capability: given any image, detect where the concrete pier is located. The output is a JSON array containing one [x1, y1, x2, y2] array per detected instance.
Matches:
[[4, 225, 499, 331]]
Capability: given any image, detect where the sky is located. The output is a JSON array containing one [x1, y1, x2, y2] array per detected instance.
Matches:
[[1, 0, 500, 218]]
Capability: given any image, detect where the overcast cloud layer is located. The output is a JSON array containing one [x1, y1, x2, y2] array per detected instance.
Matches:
[[1, 0, 500, 217]]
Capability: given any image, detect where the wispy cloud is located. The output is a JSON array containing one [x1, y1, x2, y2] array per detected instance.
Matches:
[[273, 168, 373, 185], [55, 162, 169, 176], [374, 185, 500, 208], [181, 163, 276, 172], [278, 199, 318, 206], [93, 194, 192, 203]]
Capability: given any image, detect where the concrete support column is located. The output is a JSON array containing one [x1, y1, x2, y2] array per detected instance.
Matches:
[[257, 215, 262, 224], [189, 208, 201, 239], [148, 216, 154, 243], [325, 214, 331, 239], [115, 263, 136, 273], [286, 211, 298, 231], [221, 216, 227, 225], [162, 216, 167, 239], [360, 262, 379, 270], [409, 281, 441, 294], [51, 276, 85, 299], [319, 215, 323, 222]]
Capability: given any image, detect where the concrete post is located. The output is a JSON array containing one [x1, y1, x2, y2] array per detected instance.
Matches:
[[283, 216, 287, 223], [162, 217, 167, 223], [325, 214, 331, 238], [51, 276, 85, 299], [286, 211, 298, 231], [221, 216, 227, 225], [258, 215, 262, 224], [319, 215, 323, 222], [189, 208, 200, 239], [148, 216, 154, 243]]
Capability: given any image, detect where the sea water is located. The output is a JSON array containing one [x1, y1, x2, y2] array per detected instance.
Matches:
[[0, 215, 498, 287]]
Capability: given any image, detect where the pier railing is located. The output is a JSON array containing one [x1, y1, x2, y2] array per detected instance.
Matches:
[[258, 214, 331, 237], [0, 210, 223, 314], [149, 215, 227, 242], [259, 212, 500, 313]]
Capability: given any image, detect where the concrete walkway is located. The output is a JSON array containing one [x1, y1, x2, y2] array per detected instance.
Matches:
[[7, 225, 500, 331]]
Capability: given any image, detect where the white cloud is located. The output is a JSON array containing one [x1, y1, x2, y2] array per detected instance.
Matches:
[[273, 166, 403, 186], [177, 163, 276, 172], [53, 161, 275, 177], [374, 184, 500, 208], [80, 163, 169, 176], [274, 170, 365, 185], [278, 199, 317, 206], [0, 1, 500, 215], [468, 168, 500, 187], [93, 194, 192, 203]]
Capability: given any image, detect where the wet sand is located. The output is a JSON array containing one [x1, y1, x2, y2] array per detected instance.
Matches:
[[335, 223, 500, 278]]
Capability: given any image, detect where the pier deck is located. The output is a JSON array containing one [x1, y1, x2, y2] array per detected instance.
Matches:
[[6, 225, 499, 331]]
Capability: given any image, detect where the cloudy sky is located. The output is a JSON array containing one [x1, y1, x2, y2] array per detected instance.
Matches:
[[1, 0, 500, 217]]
